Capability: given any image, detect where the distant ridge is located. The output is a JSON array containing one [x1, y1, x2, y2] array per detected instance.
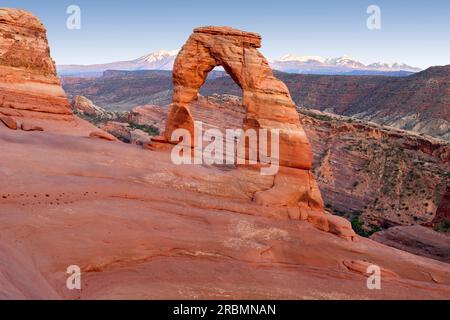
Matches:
[[57, 50, 421, 76]]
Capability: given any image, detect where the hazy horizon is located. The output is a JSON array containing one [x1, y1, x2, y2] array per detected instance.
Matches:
[[2, 0, 449, 69]]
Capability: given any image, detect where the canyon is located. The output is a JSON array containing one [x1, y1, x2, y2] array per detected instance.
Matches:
[[62, 65, 450, 141], [0, 9, 449, 300], [73, 95, 449, 236]]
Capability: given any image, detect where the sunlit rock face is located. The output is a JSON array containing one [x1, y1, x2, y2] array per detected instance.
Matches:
[[161, 26, 357, 239], [165, 26, 312, 170], [0, 8, 96, 135], [1, 15, 450, 300]]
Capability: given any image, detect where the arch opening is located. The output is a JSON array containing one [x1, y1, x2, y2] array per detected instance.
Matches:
[[163, 26, 313, 171]]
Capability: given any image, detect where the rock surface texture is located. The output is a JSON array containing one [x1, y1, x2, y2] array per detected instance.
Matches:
[[162, 27, 354, 238], [371, 226, 450, 263], [1, 125, 450, 299], [0, 8, 96, 135], [133, 94, 449, 235]]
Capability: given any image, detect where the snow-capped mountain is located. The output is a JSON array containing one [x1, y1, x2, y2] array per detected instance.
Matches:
[[133, 49, 179, 66], [57, 50, 421, 76], [270, 54, 421, 75], [57, 49, 179, 76], [276, 54, 327, 64]]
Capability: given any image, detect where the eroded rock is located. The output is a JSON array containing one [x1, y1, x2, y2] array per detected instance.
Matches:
[[21, 122, 44, 132], [159, 27, 354, 238], [164, 26, 312, 170], [71, 95, 107, 118], [0, 115, 17, 130], [0, 9, 97, 136], [89, 130, 118, 141]]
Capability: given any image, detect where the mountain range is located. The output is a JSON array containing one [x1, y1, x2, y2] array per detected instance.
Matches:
[[270, 54, 421, 75], [57, 50, 421, 76]]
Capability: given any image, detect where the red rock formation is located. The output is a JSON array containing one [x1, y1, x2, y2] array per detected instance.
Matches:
[[0, 114, 17, 129], [371, 225, 450, 263], [98, 121, 132, 143], [433, 186, 450, 225], [1, 126, 450, 299], [0, 8, 96, 135], [89, 130, 118, 141], [122, 94, 448, 236], [21, 122, 43, 131], [71, 95, 106, 118], [1, 16, 449, 299], [164, 26, 312, 170], [130, 105, 166, 132], [159, 27, 354, 239], [299, 108, 449, 230]]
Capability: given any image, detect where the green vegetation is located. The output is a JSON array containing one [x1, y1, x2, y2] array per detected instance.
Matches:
[[73, 109, 108, 125], [308, 113, 332, 122], [434, 219, 450, 233], [351, 218, 381, 237], [328, 207, 381, 237], [128, 122, 160, 136], [73, 109, 160, 137]]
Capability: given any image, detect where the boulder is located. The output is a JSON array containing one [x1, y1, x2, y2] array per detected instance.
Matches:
[[71, 96, 107, 118], [98, 121, 131, 143], [0, 115, 17, 130], [89, 131, 118, 142], [130, 129, 151, 145], [21, 122, 44, 132]]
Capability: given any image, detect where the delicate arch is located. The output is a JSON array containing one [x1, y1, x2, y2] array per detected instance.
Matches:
[[164, 26, 312, 170]]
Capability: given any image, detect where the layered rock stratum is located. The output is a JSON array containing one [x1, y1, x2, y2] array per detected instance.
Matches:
[[371, 226, 450, 263], [0, 8, 96, 135]]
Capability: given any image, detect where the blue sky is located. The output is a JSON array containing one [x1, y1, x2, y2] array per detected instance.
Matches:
[[2, 0, 449, 68]]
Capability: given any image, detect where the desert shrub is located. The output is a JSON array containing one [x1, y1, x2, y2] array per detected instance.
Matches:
[[434, 219, 450, 233], [128, 122, 160, 136], [351, 218, 381, 237]]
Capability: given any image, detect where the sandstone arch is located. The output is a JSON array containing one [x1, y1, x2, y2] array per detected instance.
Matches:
[[161, 26, 355, 239], [164, 26, 312, 169]]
